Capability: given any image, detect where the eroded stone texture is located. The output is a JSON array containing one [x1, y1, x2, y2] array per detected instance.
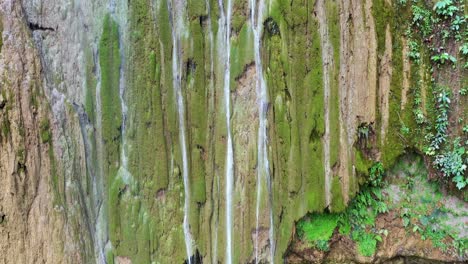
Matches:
[[0, 0, 466, 263]]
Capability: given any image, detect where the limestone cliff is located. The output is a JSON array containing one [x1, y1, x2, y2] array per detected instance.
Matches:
[[0, 0, 466, 263]]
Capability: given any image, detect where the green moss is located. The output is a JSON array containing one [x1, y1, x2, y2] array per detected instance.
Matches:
[[84, 49, 97, 125], [49, 145, 63, 206], [187, 0, 206, 18], [99, 12, 123, 252], [186, 18, 207, 205], [232, 0, 247, 33], [381, 34, 406, 167], [296, 213, 339, 249], [127, 0, 170, 196], [326, 0, 341, 168], [330, 175, 345, 212], [1, 92, 10, 139], [39, 118, 51, 144], [230, 23, 254, 83], [99, 13, 122, 175]]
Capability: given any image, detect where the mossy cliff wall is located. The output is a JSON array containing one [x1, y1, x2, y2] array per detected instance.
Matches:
[[0, 0, 465, 263]]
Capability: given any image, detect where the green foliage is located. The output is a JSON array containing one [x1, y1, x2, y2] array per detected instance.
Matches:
[[460, 87, 468, 96], [451, 15, 466, 40], [335, 164, 388, 256], [357, 123, 371, 140], [369, 162, 385, 188], [425, 87, 451, 155], [431, 52, 457, 67], [434, 138, 467, 189], [353, 231, 378, 257], [411, 5, 433, 37], [408, 40, 421, 64], [433, 0, 459, 18], [459, 43, 468, 56], [397, 0, 407, 5], [453, 238, 468, 256]]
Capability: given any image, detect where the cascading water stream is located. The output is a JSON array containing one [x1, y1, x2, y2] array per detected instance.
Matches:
[[250, 0, 275, 262], [316, 0, 332, 208], [217, 0, 234, 263], [167, 0, 194, 262]]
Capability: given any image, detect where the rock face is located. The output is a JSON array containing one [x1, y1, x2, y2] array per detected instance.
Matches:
[[0, 1, 81, 263], [0, 0, 466, 263]]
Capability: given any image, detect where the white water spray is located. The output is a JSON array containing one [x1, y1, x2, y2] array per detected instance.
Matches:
[[250, 0, 274, 263], [217, 0, 234, 263], [316, 0, 332, 208], [168, 0, 194, 263]]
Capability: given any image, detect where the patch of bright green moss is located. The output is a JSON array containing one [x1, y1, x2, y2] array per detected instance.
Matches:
[[99, 13, 122, 176], [230, 23, 254, 83], [84, 49, 97, 125], [297, 213, 339, 248], [331, 175, 345, 212]]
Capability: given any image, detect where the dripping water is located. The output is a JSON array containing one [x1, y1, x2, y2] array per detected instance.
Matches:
[[167, 0, 194, 262], [217, 0, 234, 263], [316, 0, 332, 208], [250, 0, 275, 263]]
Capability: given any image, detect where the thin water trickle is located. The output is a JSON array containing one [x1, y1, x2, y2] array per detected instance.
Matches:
[[167, 0, 194, 263], [217, 0, 234, 263], [250, 0, 275, 262]]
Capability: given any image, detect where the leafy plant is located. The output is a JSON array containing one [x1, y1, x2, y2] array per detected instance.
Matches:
[[408, 40, 421, 64], [460, 87, 468, 96], [451, 15, 466, 39], [433, 0, 459, 18], [412, 5, 433, 37], [358, 123, 371, 140], [426, 88, 451, 154], [434, 138, 467, 189], [431, 52, 457, 66], [369, 162, 385, 188], [460, 43, 468, 56]]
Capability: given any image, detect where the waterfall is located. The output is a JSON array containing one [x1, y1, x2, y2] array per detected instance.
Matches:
[[167, 0, 194, 262], [217, 0, 234, 263], [250, 0, 275, 262], [316, 0, 332, 208]]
